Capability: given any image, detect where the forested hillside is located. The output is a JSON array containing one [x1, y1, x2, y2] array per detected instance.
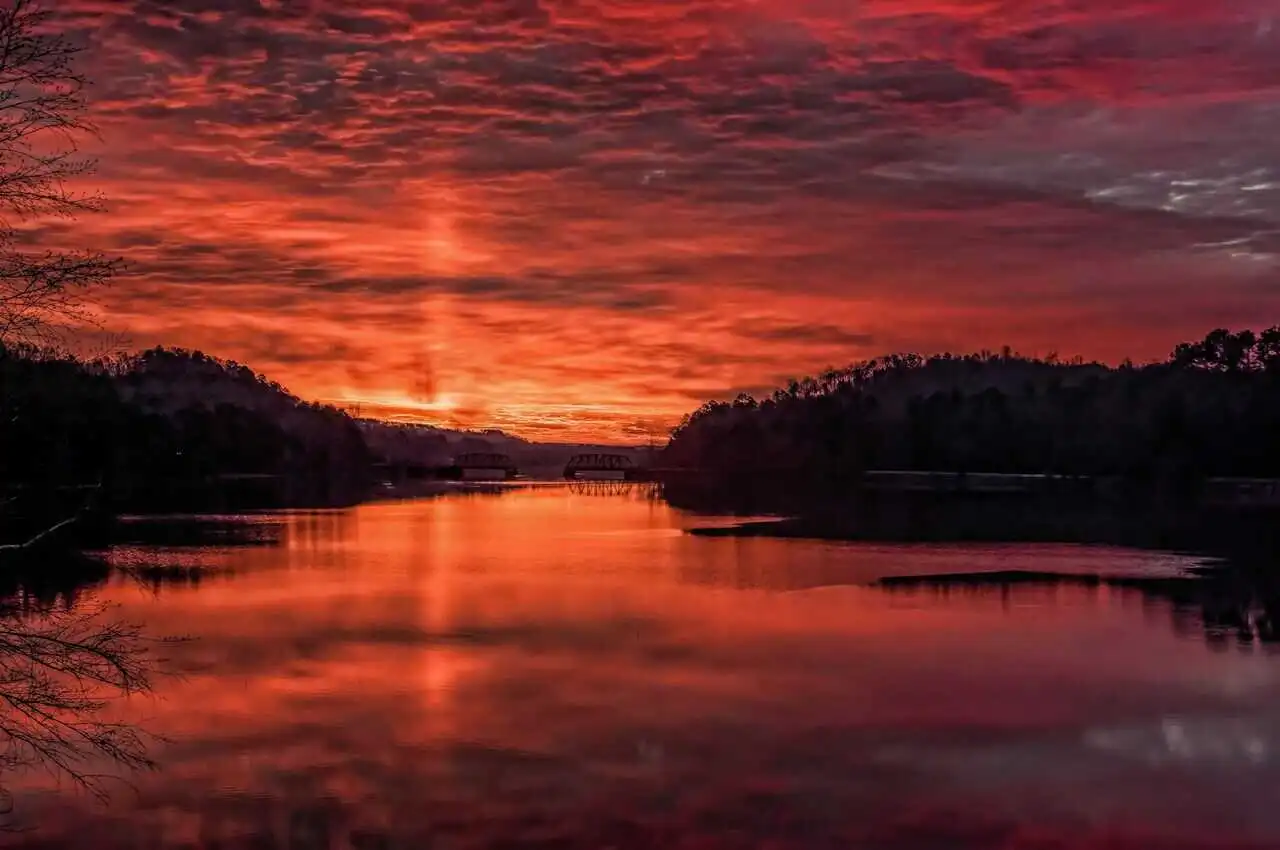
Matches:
[[664, 329, 1280, 482], [1, 346, 372, 509]]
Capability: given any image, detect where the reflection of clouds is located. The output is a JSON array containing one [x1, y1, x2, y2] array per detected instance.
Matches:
[[12, 495, 1280, 846], [1084, 716, 1273, 766]]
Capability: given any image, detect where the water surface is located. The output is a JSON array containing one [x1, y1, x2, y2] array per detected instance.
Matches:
[[5, 484, 1280, 849]]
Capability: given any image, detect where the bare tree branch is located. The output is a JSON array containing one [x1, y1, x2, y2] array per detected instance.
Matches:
[[0, 601, 163, 806], [0, 6, 149, 813], [0, 0, 119, 347]]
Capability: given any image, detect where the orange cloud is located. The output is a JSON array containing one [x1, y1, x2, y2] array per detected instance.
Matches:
[[40, 0, 1280, 440]]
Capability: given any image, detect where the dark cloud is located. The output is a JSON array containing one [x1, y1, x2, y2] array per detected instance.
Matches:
[[739, 322, 876, 348], [48, 0, 1280, 439]]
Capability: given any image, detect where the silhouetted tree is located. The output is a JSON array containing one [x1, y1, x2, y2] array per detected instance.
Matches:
[[0, 0, 118, 346]]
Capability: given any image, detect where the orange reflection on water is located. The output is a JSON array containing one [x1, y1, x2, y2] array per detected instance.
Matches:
[[5, 485, 1280, 849]]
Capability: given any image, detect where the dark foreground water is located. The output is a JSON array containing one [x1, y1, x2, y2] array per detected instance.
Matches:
[[5, 484, 1280, 849]]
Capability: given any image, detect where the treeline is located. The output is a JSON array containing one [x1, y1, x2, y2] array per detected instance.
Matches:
[[1, 345, 372, 516], [663, 328, 1280, 483]]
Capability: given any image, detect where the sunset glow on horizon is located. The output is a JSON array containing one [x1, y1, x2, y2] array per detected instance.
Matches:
[[48, 0, 1280, 441]]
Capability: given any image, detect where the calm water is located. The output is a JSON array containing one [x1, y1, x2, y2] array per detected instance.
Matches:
[[6, 484, 1280, 849]]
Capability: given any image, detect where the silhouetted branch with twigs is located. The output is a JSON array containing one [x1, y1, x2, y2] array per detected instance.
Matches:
[[0, 601, 166, 813], [0, 3, 145, 796], [0, 0, 121, 347]]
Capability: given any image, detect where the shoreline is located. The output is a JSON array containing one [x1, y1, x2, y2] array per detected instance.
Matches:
[[683, 499, 1280, 566]]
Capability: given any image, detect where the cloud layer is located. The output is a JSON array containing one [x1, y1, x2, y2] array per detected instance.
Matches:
[[47, 0, 1280, 439]]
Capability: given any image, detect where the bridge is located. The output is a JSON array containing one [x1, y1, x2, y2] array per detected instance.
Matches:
[[563, 453, 649, 480], [439, 452, 519, 480]]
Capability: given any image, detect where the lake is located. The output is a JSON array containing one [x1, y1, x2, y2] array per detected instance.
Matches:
[[4, 483, 1280, 849]]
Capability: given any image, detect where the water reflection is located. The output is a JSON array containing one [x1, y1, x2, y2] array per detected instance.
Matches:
[[878, 565, 1280, 652], [2, 487, 1280, 848], [566, 480, 666, 500], [111, 514, 288, 549], [0, 569, 161, 821], [0, 551, 108, 613]]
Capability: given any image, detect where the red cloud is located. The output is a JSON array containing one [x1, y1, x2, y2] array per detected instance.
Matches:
[[41, 0, 1280, 440]]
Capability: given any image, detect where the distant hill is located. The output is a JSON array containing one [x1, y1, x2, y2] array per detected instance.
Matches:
[[355, 418, 652, 477], [4, 342, 660, 519], [2, 345, 372, 510]]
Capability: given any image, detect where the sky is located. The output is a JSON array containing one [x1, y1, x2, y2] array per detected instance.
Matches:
[[43, 0, 1280, 442]]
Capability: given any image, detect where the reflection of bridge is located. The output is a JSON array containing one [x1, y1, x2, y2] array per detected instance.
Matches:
[[563, 453, 651, 481], [568, 480, 638, 497], [439, 453, 519, 480], [567, 481, 664, 500]]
